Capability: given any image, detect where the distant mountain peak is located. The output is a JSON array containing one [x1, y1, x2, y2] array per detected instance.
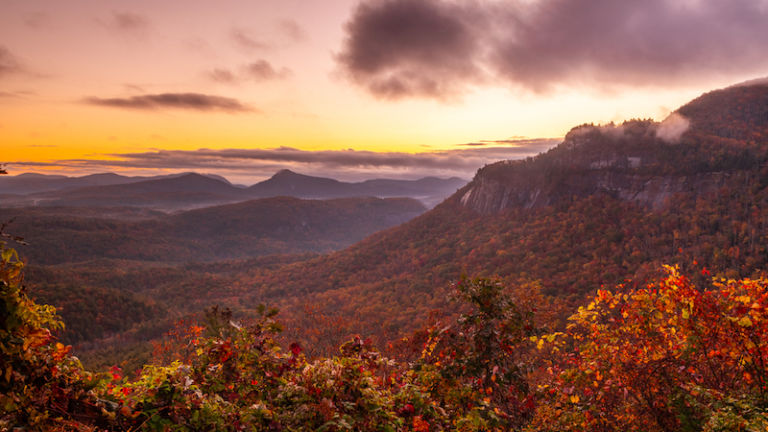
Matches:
[[274, 169, 297, 176]]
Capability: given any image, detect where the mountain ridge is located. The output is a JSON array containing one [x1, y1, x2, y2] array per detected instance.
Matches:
[[1, 170, 466, 210], [459, 81, 768, 214], [177, 79, 768, 342]]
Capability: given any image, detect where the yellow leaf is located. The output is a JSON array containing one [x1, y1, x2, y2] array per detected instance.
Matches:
[[738, 316, 753, 327], [569, 395, 580, 403]]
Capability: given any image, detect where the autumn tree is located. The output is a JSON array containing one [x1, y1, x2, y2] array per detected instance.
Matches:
[[0, 231, 112, 430], [530, 267, 768, 431]]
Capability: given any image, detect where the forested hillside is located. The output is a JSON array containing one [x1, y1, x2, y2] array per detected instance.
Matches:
[[158, 80, 768, 347], [5, 196, 425, 265], [5, 229, 768, 431]]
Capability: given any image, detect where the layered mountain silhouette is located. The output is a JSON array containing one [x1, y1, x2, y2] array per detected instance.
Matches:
[[1, 170, 465, 210], [0, 172, 228, 196]]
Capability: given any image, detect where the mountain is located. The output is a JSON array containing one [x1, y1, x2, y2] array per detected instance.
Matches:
[[248, 169, 348, 197], [461, 80, 768, 214], [247, 169, 466, 207], [0, 172, 170, 195], [30, 173, 247, 209], [352, 176, 468, 207], [159, 79, 768, 341], [1, 170, 464, 209], [9, 196, 426, 265], [677, 79, 768, 141]]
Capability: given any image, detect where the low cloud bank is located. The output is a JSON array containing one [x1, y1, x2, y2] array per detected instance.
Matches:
[[9, 139, 560, 184], [83, 93, 254, 113]]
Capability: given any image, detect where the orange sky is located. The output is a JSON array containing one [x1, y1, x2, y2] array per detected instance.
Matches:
[[2, 0, 767, 183]]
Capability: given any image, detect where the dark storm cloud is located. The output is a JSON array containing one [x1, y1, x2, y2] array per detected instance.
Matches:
[[492, 0, 768, 92], [9, 139, 560, 181], [83, 93, 253, 113], [338, 0, 768, 98], [337, 0, 487, 99]]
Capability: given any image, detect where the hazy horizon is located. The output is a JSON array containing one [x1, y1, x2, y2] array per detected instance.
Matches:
[[3, 0, 768, 183], [0, 166, 474, 186]]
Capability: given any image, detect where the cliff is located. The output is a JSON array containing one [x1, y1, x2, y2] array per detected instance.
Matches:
[[460, 81, 768, 214]]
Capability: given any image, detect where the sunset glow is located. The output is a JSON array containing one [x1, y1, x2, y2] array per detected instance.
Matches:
[[2, 0, 767, 183]]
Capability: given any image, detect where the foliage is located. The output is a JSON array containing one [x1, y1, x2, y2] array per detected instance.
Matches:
[[530, 267, 768, 431], [8, 223, 768, 431], [3, 237, 544, 430], [412, 278, 538, 430], [0, 233, 111, 430], [105, 280, 540, 431]]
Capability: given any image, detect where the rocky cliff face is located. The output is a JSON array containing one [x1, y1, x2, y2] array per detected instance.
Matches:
[[460, 167, 730, 214], [458, 80, 768, 215]]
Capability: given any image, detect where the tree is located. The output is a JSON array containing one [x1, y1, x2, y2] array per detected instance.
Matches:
[[0, 231, 112, 430], [531, 267, 768, 431]]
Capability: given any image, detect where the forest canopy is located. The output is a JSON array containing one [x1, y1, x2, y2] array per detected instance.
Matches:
[[3, 239, 768, 431]]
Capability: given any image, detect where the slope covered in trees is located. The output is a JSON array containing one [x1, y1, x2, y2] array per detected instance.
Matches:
[[5, 196, 425, 265], [4, 238, 768, 431], [155, 80, 768, 347]]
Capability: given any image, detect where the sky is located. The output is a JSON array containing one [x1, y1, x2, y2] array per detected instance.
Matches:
[[2, 0, 768, 184]]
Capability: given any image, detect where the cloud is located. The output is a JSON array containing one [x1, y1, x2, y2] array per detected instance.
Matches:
[[338, 0, 768, 99], [656, 113, 690, 143], [244, 60, 291, 81], [83, 93, 254, 113], [208, 68, 238, 84], [0, 91, 29, 99], [110, 12, 150, 32], [277, 19, 308, 43], [337, 0, 486, 99], [207, 61, 292, 84], [23, 12, 49, 29], [231, 28, 269, 51], [100, 11, 151, 37], [9, 139, 560, 183], [0, 46, 23, 77]]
